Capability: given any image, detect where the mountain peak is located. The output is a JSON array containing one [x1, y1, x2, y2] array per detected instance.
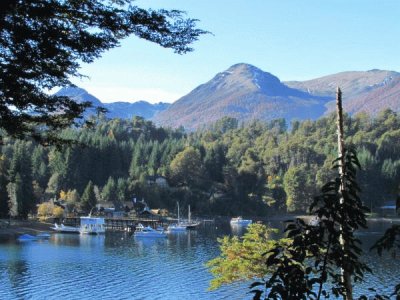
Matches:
[[55, 86, 103, 106], [208, 63, 285, 96], [153, 64, 328, 129]]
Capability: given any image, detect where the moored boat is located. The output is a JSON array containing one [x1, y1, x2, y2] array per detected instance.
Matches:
[[51, 223, 80, 233], [134, 223, 167, 238], [17, 233, 52, 241], [230, 216, 252, 226], [181, 205, 200, 229], [168, 204, 200, 231], [17, 234, 39, 241]]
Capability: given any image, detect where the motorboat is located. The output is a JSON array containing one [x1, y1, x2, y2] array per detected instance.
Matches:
[[230, 217, 252, 226], [134, 223, 167, 238], [51, 223, 80, 233], [37, 232, 51, 239], [18, 232, 52, 241], [308, 216, 320, 226], [79, 216, 106, 234], [167, 223, 187, 232], [17, 234, 39, 241]]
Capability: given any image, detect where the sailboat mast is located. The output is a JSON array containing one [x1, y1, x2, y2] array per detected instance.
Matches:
[[188, 205, 191, 223], [177, 202, 180, 223]]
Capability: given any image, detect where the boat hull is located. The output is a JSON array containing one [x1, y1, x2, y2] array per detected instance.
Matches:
[[51, 224, 80, 234]]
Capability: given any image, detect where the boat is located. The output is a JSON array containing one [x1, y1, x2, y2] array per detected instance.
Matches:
[[180, 205, 201, 229], [230, 217, 252, 226], [167, 202, 187, 232], [51, 223, 80, 233], [17, 234, 39, 241], [308, 216, 320, 226], [79, 216, 106, 234], [17, 232, 52, 241], [36, 232, 51, 239], [134, 223, 167, 238]]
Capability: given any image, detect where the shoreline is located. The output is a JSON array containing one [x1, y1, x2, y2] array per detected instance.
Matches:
[[1, 215, 399, 242], [0, 219, 53, 241]]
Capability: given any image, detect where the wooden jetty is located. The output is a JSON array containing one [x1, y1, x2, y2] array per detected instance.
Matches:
[[60, 216, 169, 232]]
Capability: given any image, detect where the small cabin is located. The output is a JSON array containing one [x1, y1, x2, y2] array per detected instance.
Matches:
[[146, 175, 169, 188]]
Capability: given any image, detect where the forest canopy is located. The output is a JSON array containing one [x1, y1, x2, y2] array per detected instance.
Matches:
[[1, 110, 399, 219]]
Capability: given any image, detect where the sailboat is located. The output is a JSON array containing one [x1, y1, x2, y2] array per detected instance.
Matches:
[[168, 204, 201, 232], [181, 205, 200, 229], [167, 202, 186, 232]]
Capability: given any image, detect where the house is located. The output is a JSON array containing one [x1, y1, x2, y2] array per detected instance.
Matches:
[[150, 208, 169, 217], [146, 175, 169, 188], [97, 202, 127, 218]]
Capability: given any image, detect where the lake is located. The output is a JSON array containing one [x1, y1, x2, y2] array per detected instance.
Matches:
[[0, 219, 399, 299]]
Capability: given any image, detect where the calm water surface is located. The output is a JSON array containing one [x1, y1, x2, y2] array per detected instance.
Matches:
[[0, 220, 399, 299]]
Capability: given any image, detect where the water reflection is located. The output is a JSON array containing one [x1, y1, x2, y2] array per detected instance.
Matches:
[[79, 234, 105, 249], [2, 245, 31, 299], [51, 233, 80, 247]]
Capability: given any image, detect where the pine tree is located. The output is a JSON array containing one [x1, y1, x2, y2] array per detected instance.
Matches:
[[81, 181, 97, 213]]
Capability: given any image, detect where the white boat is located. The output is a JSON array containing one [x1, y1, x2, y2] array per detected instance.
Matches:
[[37, 232, 51, 239], [134, 223, 167, 238], [167, 223, 187, 232], [230, 217, 252, 226], [308, 216, 320, 226], [51, 223, 80, 233], [79, 216, 106, 234]]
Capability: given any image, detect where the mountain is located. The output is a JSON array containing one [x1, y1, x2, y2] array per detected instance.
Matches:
[[56, 87, 103, 106], [285, 70, 400, 115], [153, 63, 330, 129], [56, 66, 400, 130], [55, 87, 170, 119]]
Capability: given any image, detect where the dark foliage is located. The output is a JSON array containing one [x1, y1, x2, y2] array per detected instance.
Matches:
[[0, 0, 207, 144], [251, 148, 372, 299]]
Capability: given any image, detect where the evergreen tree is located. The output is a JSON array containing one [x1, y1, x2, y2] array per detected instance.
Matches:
[[101, 177, 117, 205], [8, 143, 35, 218], [81, 181, 97, 213], [0, 155, 9, 217]]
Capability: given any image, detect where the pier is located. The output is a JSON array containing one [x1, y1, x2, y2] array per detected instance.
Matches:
[[60, 216, 170, 232]]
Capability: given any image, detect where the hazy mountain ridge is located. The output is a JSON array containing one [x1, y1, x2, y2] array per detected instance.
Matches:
[[55, 87, 170, 119], [56, 65, 400, 129], [285, 69, 400, 115], [285, 69, 400, 98]]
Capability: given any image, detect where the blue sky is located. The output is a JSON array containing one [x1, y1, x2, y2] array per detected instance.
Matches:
[[72, 0, 400, 103]]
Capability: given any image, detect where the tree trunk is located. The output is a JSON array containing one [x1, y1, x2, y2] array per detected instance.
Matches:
[[336, 87, 353, 300]]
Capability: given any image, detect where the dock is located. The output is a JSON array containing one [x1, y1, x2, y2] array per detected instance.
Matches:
[[60, 216, 170, 232]]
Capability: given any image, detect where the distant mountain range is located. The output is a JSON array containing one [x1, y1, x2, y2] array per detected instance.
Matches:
[[55, 87, 170, 120], [56, 64, 400, 129], [153, 64, 330, 129], [154, 64, 400, 129]]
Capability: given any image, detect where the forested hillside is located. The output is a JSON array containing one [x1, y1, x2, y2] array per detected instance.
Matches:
[[1, 110, 399, 219]]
